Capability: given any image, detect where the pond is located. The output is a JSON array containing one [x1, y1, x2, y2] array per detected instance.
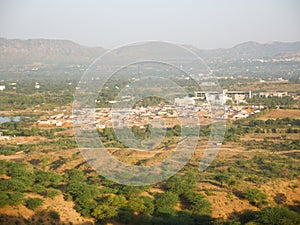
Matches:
[[0, 116, 21, 123]]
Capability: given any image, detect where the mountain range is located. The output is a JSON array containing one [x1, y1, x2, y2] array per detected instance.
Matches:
[[0, 37, 300, 67]]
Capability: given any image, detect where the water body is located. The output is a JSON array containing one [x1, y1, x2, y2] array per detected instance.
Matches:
[[0, 116, 21, 123]]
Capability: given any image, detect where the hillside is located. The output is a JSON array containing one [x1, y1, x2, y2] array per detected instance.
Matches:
[[1, 38, 300, 67], [0, 38, 106, 66]]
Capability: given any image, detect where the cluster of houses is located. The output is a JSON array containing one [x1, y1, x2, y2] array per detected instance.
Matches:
[[35, 114, 74, 127], [32, 89, 296, 129]]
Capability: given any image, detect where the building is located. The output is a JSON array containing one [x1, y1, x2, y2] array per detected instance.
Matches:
[[0, 132, 10, 141], [259, 91, 288, 98], [226, 90, 252, 101], [0, 85, 5, 91], [174, 97, 195, 107], [194, 91, 222, 100], [194, 90, 251, 102], [34, 82, 40, 89]]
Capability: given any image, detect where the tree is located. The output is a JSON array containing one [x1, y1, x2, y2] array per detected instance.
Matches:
[[92, 195, 127, 220], [67, 182, 100, 203], [92, 203, 118, 220], [166, 169, 197, 195], [155, 192, 179, 216], [256, 207, 300, 225], [127, 196, 146, 213], [0, 179, 27, 192], [184, 191, 212, 215], [65, 169, 86, 183], [141, 196, 155, 215], [34, 170, 62, 187], [117, 208, 134, 224]]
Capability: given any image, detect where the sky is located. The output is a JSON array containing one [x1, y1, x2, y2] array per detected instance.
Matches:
[[0, 0, 299, 49]]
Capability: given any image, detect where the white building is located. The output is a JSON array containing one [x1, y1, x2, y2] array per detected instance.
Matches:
[[0, 85, 5, 91], [259, 91, 288, 98], [174, 97, 195, 107]]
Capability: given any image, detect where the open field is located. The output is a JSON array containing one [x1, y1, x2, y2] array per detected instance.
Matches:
[[260, 109, 300, 120]]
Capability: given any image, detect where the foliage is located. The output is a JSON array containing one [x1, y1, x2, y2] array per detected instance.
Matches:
[[46, 188, 61, 199], [155, 192, 179, 216], [92, 195, 127, 220], [184, 191, 212, 215], [255, 207, 300, 225], [166, 168, 197, 195], [9, 191, 24, 205], [25, 198, 44, 210], [0, 191, 9, 207], [245, 188, 268, 207], [34, 170, 63, 187], [0, 179, 27, 192]]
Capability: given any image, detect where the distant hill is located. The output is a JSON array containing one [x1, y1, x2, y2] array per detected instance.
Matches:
[[229, 41, 300, 58], [0, 38, 106, 66], [189, 41, 300, 60], [1, 38, 300, 68]]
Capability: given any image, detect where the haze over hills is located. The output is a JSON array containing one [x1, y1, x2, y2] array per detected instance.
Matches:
[[0, 38, 106, 66], [187, 41, 300, 59], [1, 37, 300, 66], [0, 37, 299, 81]]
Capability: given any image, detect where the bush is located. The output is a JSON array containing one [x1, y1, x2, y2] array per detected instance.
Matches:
[[0, 191, 9, 207], [0, 179, 27, 192], [49, 210, 60, 220], [34, 170, 62, 187], [31, 184, 46, 194], [92, 195, 127, 220], [127, 196, 146, 213], [155, 192, 179, 216], [46, 188, 61, 199], [184, 191, 212, 215], [9, 192, 24, 205], [117, 208, 134, 224], [245, 188, 268, 207], [25, 198, 44, 210], [255, 207, 300, 225]]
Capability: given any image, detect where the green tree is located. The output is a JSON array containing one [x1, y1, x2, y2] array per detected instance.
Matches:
[[127, 196, 146, 213], [155, 192, 179, 216], [92, 195, 127, 220], [256, 207, 300, 225], [35, 170, 62, 187], [65, 169, 86, 183], [117, 208, 134, 224], [0, 179, 27, 192], [184, 191, 212, 215]]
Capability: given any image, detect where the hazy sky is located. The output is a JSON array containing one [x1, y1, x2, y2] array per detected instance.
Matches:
[[0, 0, 299, 49]]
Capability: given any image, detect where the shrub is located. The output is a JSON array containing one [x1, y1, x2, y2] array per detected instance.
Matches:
[[0, 191, 9, 207], [255, 207, 300, 225], [155, 192, 179, 216], [25, 198, 44, 210], [46, 188, 61, 199], [9, 192, 24, 205], [245, 188, 268, 207], [49, 210, 60, 220]]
